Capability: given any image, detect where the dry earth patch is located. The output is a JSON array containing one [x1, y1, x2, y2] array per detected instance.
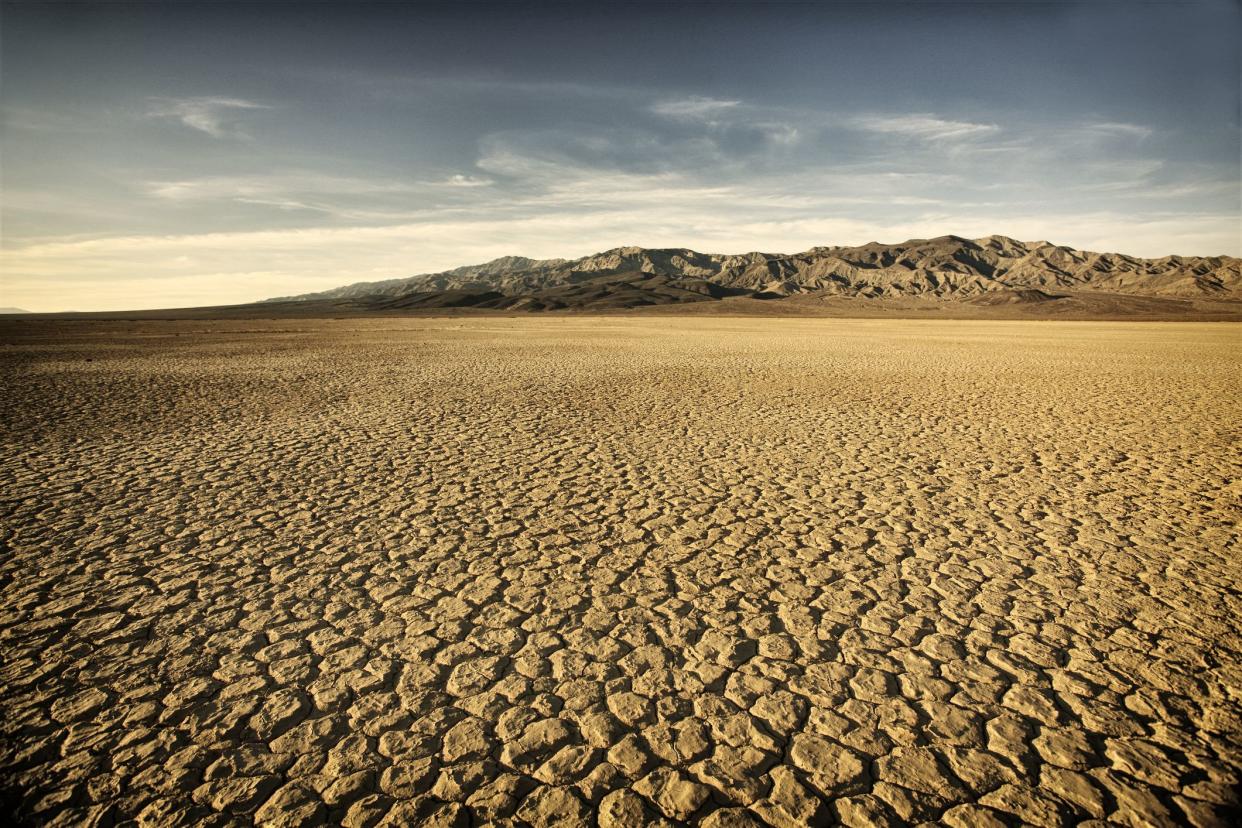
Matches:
[[1, 318, 1239, 826]]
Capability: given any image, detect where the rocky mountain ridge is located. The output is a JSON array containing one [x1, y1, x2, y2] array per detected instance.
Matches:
[[268, 235, 1239, 306]]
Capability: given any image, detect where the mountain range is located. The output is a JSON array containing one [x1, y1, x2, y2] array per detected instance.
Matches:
[[267, 235, 1239, 313]]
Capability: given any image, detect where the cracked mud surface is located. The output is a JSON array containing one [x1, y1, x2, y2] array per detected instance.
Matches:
[[1, 317, 1239, 827]]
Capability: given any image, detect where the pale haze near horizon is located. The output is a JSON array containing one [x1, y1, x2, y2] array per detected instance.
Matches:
[[1, 0, 1239, 312]]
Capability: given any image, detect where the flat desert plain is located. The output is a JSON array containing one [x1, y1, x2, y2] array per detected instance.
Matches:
[[1, 317, 1239, 828]]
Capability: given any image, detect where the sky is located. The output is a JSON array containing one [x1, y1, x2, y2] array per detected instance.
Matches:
[[1, 0, 1239, 311]]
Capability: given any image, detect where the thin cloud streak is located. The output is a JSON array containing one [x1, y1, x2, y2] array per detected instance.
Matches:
[[144, 173, 417, 201], [1087, 121, 1155, 140], [148, 96, 270, 139], [650, 96, 743, 120], [437, 174, 494, 188], [852, 113, 1000, 141]]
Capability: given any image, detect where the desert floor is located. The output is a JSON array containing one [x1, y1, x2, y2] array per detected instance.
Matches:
[[1, 317, 1239, 827]]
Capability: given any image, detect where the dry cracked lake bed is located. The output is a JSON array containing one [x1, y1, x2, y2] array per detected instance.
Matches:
[[1, 316, 1239, 827]]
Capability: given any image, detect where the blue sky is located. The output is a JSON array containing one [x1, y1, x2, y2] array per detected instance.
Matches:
[[2, 0, 1239, 310]]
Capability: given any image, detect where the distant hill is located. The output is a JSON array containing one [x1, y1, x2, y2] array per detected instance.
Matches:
[[0, 307, 31, 314], [267, 235, 1240, 312]]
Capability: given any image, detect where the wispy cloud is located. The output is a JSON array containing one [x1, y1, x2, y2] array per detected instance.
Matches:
[[474, 116, 806, 188], [648, 97, 802, 148], [144, 173, 413, 201], [755, 122, 801, 147], [1067, 158, 1165, 193], [651, 96, 742, 120], [137, 172, 499, 222], [1086, 121, 1154, 140], [436, 174, 494, 188], [852, 113, 999, 142], [148, 96, 270, 139], [475, 128, 726, 181]]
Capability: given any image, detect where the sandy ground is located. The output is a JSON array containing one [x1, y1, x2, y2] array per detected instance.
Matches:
[[1, 317, 1239, 827]]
